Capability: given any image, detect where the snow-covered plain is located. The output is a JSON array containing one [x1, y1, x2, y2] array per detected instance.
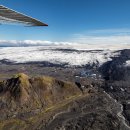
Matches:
[[0, 44, 129, 66]]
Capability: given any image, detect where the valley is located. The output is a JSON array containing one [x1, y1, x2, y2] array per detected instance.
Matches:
[[0, 46, 129, 130]]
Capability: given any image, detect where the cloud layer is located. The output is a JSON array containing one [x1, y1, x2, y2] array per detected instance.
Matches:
[[0, 46, 120, 66], [72, 35, 130, 44], [0, 40, 76, 47], [0, 35, 130, 47]]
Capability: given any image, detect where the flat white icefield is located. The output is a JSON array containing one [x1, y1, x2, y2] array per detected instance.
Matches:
[[0, 43, 129, 66]]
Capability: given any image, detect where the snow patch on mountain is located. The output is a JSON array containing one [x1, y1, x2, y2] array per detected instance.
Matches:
[[125, 60, 130, 66]]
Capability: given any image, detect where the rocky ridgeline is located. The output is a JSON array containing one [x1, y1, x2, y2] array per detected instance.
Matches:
[[0, 73, 81, 120], [0, 73, 124, 130]]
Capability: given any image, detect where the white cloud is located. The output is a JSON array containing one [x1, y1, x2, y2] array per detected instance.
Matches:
[[73, 28, 130, 36], [0, 40, 77, 47], [0, 34, 130, 48], [84, 28, 130, 34], [0, 46, 120, 66], [0, 41, 129, 66], [72, 35, 130, 44]]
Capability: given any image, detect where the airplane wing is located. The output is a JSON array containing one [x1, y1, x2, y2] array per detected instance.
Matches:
[[0, 5, 48, 26]]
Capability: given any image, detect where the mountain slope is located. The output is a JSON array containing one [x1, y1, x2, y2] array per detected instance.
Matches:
[[0, 73, 81, 120], [0, 73, 128, 130]]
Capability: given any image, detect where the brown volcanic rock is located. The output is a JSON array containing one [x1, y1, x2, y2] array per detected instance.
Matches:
[[0, 73, 81, 119], [0, 73, 125, 130]]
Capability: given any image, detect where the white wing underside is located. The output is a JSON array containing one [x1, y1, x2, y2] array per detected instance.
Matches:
[[0, 5, 48, 26]]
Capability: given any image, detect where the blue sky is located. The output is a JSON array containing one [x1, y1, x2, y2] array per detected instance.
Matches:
[[0, 0, 130, 43]]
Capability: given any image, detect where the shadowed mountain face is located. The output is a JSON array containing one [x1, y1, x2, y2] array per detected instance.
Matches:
[[99, 49, 130, 81]]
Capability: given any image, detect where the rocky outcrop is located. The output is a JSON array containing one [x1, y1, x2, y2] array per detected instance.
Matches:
[[0, 73, 81, 119], [0, 73, 128, 130]]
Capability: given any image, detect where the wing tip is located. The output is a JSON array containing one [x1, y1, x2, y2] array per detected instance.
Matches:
[[42, 23, 48, 26], [0, 5, 48, 27]]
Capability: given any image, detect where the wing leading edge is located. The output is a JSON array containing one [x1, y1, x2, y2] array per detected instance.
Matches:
[[0, 5, 48, 26]]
